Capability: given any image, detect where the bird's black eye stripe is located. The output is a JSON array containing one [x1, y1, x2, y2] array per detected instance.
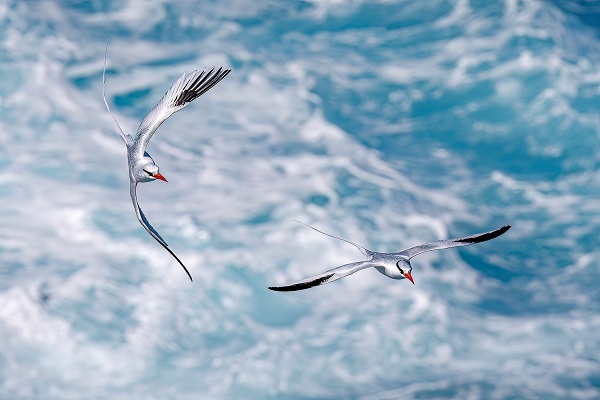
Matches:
[[396, 261, 404, 274], [143, 169, 152, 175]]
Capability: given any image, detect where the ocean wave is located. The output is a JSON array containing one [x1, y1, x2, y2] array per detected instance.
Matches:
[[0, 0, 598, 398]]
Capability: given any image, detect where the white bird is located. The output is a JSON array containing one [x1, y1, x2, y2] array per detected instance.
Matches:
[[103, 47, 230, 281], [269, 221, 511, 291]]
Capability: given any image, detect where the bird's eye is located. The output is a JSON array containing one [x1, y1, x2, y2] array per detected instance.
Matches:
[[143, 169, 152, 175], [396, 261, 404, 274]]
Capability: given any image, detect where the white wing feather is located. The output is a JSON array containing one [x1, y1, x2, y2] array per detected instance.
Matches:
[[268, 261, 375, 292], [398, 225, 511, 259], [131, 67, 231, 157]]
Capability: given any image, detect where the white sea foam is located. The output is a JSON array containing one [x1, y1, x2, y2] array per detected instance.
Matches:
[[0, 0, 599, 398]]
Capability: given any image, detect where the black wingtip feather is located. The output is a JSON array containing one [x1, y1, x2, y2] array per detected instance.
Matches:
[[195, 68, 231, 98], [268, 273, 335, 292], [183, 265, 193, 282], [454, 225, 511, 244], [172, 67, 231, 107]]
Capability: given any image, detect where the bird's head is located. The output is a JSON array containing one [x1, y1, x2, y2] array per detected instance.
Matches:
[[396, 260, 414, 284], [134, 156, 167, 183]]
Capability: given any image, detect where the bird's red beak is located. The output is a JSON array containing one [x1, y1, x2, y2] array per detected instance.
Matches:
[[403, 271, 414, 284], [154, 173, 168, 182]]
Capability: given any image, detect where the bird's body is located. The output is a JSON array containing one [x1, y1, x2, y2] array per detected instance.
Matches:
[[372, 252, 410, 280], [103, 46, 231, 281], [269, 221, 511, 292]]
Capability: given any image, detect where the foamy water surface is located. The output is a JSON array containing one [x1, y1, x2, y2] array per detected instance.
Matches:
[[0, 0, 599, 398]]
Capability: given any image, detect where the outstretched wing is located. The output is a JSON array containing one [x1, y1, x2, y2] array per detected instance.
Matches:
[[131, 67, 231, 158], [130, 182, 193, 281], [268, 261, 375, 292], [398, 225, 511, 259]]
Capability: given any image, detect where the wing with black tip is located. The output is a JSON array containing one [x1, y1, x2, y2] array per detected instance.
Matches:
[[130, 182, 193, 281], [269, 261, 374, 292], [398, 225, 511, 259], [131, 67, 231, 158]]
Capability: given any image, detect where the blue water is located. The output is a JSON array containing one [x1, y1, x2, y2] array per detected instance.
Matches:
[[0, 0, 599, 398]]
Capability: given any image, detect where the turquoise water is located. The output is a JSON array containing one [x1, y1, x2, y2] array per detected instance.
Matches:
[[0, 0, 599, 398]]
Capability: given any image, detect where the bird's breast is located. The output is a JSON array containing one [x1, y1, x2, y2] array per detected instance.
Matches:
[[374, 265, 404, 279]]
